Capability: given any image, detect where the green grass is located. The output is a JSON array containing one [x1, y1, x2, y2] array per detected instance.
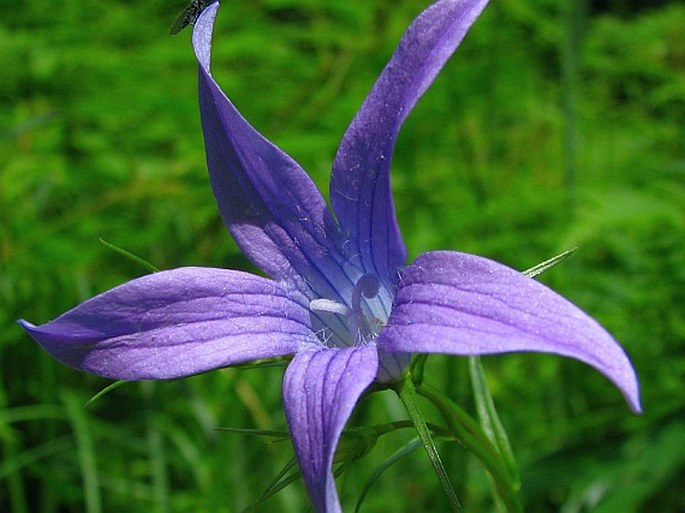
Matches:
[[2, 0, 684, 511]]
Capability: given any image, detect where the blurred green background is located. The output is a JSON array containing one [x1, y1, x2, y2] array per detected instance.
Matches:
[[1, 0, 683, 511]]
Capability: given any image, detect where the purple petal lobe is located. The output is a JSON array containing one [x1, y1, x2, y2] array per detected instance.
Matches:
[[283, 344, 379, 513], [378, 251, 641, 412], [19, 268, 316, 380], [193, 4, 354, 302], [330, 0, 488, 286]]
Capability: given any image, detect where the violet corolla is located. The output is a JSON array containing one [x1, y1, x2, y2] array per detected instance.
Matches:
[[20, 1, 640, 511]]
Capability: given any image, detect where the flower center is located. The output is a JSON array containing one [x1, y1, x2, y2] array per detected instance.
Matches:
[[309, 274, 386, 346]]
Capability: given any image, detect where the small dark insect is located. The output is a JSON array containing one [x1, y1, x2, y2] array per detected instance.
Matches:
[[170, 0, 210, 35]]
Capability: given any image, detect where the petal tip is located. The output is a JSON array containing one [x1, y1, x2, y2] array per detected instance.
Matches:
[[17, 319, 40, 336], [625, 376, 643, 414], [192, 1, 220, 70]]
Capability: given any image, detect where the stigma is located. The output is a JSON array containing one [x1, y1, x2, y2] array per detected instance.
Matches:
[[309, 274, 385, 346]]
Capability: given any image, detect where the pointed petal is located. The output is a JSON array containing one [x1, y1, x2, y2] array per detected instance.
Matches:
[[193, 4, 354, 302], [19, 267, 316, 380], [378, 251, 641, 412], [330, 0, 489, 285], [283, 344, 379, 513]]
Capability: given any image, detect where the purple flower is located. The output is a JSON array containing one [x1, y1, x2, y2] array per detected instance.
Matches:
[[20, 1, 640, 511]]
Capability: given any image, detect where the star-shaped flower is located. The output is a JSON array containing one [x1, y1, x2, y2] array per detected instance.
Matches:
[[20, 1, 640, 511]]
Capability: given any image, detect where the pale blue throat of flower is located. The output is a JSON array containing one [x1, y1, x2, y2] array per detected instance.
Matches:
[[308, 272, 408, 382], [310, 274, 386, 345]]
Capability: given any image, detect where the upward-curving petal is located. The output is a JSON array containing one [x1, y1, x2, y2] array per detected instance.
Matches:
[[283, 344, 379, 513], [19, 267, 316, 380], [378, 251, 641, 412], [330, 0, 489, 287], [194, 3, 354, 303]]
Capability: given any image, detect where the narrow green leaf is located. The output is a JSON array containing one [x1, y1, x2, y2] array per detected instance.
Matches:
[[62, 391, 102, 513], [241, 457, 301, 513], [417, 384, 524, 513], [396, 373, 462, 512], [0, 404, 66, 424], [99, 238, 160, 273], [0, 436, 74, 480], [354, 438, 423, 513], [142, 382, 170, 513], [84, 380, 128, 409], [469, 357, 521, 488], [523, 247, 577, 278], [215, 427, 290, 439]]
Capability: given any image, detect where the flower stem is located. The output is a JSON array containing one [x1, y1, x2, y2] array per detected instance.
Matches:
[[417, 383, 524, 513], [396, 373, 462, 512]]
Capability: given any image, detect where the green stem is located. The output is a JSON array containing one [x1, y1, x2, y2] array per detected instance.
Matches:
[[417, 383, 524, 513], [396, 373, 462, 512]]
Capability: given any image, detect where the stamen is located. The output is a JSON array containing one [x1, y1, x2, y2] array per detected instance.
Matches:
[[309, 298, 352, 317]]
